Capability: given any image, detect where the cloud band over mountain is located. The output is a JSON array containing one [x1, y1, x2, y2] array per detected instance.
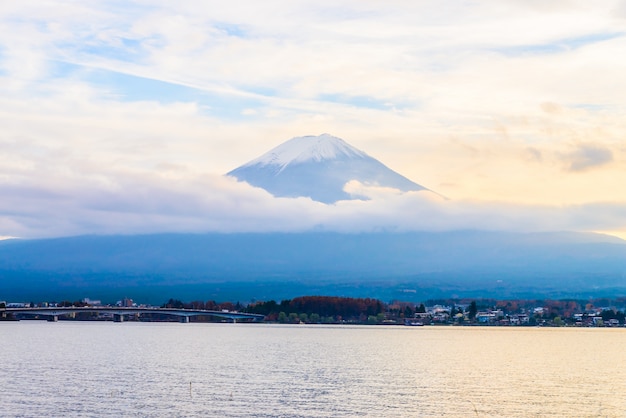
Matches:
[[1, 167, 624, 239]]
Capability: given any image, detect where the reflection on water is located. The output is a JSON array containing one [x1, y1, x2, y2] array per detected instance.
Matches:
[[1, 322, 625, 417]]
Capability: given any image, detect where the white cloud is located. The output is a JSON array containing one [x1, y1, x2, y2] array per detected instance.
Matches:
[[1, 164, 625, 239]]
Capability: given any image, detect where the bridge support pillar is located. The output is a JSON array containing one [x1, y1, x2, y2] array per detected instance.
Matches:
[[1, 311, 15, 321], [114, 314, 124, 323], [180, 316, 190, 323], [47, 315, 58, 322]]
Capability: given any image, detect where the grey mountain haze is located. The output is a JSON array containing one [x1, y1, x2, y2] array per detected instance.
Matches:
[[1, 231, 625, 303]]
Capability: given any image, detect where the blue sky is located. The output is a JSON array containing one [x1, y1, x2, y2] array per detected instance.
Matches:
[[1, 1, 625, 238]]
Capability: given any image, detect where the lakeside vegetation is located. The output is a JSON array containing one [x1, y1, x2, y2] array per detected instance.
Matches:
[[241, 296, 626, 326]]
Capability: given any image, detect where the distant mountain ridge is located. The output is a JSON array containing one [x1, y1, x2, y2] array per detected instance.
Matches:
[[227, 134, 432, 203], [1, 231, 625, 303]]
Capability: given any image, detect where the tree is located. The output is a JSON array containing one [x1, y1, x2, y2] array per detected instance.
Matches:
[[468, 301, 478, 321], [277, 311, 287, 323], [190, 300, 205, 310], [163, 299, 184, 309]]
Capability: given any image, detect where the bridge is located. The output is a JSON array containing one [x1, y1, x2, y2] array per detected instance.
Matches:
[[0, 306, 265, 323]]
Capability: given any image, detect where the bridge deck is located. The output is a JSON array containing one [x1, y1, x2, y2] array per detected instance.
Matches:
[[1, 307, 264, 321]]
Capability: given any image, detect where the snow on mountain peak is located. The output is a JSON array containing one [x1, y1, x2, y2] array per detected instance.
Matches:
[[244, 134, 369, 169]]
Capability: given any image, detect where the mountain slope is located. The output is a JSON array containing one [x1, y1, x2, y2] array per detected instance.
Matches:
[[1, 231, 625, 302], [227, 134, 431, 203]]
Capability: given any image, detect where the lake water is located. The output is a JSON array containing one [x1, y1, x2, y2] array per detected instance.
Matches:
[[1, 322, 625, 417]]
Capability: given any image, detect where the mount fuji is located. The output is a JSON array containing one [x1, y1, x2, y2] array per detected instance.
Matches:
[[227, 134, 433, 203]]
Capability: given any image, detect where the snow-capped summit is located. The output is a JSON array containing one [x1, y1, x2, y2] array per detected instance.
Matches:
[[245, 133, 368, 170], [227, 134, 433, 203]]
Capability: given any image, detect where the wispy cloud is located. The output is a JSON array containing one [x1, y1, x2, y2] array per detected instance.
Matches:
[[565, 143, 614, 172]]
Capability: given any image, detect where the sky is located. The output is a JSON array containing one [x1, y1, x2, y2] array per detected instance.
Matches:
[[1, 1, 625, 239]]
